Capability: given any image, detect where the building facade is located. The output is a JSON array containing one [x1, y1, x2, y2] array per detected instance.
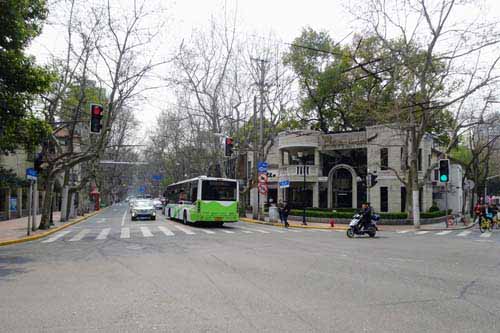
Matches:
[[248, 125, 463, 214]]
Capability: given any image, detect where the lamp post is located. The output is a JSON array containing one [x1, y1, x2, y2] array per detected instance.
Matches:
[[296, 151, 308, 225]]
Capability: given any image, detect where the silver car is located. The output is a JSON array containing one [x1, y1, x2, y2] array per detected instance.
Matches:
[[131, 200, 156, 221]]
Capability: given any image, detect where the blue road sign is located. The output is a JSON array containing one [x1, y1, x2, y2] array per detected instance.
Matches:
[[139, 186, 146, 193], [257, 161, 268, 173], [26, 168, 38, 180], [152, 175, 162, 181], [279, 180, 290, 188]]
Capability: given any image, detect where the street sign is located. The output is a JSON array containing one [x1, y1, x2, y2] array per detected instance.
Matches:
[[152, 175, 162, 181], [279, 179, 290, 188], [257, 161, 268, 173], [258, 173, 268, 184], [26, 168, 38, 180], [258, 183, 268, 194], [139, 186, 146, 193]]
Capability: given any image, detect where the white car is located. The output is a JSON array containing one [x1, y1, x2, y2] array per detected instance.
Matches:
[[153, 198, 163, 210], [131, 200, 156, 221]]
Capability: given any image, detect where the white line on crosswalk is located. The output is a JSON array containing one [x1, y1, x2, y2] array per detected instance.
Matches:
[[121, 227, 130, 239], [219, 229, 235, 234], [196, 228, 216, 234], [415, 231, 430, 235], [158, 226, 174, 236], [397, 230, 412, 234], [436, 230, 452, 236], [173, 225, 196, 235], [121, 210, 127, 226], [239, 226, 270, 234], [69, 229, 90, 241], [480, 232, 492, 238], [42, 230, 72, 243], [284, 228, 301, 232], [140, 226, 153, 237], [96, 228, 111, 240], [457, 230, 471, 237]]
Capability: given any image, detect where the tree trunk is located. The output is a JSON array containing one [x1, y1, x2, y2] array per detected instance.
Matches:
[[39, 179, 55, 229], [409, 128, 421, 228]]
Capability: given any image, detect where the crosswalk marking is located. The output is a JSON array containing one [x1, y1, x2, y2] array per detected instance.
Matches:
[[457, 230, 471, 237], [140, 226, 153, 237], [96, 228, 111, 240], [239, 226, 270, 234], [284, 228, 301, 232], [397, 230, 412, 234], [218, 229, 235, 234], [196, 228, 216, 234], [415, 231, 430, 235], [173, 225, 196, 235], [158, 226, 174, 236], [69, 229, 90, 241], [480, 232, 492, 238], [42, 230, 72, 243], [436, 230, 453, 236], [120, 227, 130, 239]]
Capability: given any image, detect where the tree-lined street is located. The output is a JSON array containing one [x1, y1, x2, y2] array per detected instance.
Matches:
[[1, 206, 500, 332]]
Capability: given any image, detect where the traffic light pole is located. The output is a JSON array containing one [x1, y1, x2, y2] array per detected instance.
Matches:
[[445, 182, 449, 228]]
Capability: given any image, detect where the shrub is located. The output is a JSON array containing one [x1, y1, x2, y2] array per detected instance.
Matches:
[[378, 212, 408, 219], [421, 209, 452, 219], [428, 205, 440, 212]]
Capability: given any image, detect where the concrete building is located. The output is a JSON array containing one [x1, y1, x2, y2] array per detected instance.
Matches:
[[248, 125, 464, 214]]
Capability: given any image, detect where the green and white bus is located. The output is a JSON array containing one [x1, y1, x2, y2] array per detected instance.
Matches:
[[164, 176, 239, 225]]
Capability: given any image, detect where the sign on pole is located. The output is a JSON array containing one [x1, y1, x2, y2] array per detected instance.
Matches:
[[258, 173, 268, 184], [257, 161, 268, 173], [26, 168, 38, 180], [258, 183, 268, 194], [152, 175, 162, 181], [279, 178, 290, 188]]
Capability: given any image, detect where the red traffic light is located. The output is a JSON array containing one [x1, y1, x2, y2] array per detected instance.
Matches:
[[91, 104, 103, 117]]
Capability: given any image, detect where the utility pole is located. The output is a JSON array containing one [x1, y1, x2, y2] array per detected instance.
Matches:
[[252, 95, 259, 220]]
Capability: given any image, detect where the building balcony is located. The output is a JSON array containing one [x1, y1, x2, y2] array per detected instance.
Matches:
[[278, 165, 320, 181]]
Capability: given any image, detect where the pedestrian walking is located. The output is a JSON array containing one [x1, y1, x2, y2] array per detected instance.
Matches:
[[282, 201, 290, 228]]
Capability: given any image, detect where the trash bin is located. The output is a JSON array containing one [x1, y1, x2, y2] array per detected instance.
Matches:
[[269, 206, 279, 222]]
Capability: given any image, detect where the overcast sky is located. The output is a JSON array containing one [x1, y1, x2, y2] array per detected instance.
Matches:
[[29, 0, 500, 139]]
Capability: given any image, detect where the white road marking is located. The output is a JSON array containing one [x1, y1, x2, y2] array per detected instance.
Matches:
[[480, 232, 492, 238], [140, 226, 154, 237], [42, 230, 72, 243], [96, 228, 111, 240], [219, 229, 235, 234], [158, 226, 174, 236], [397, 230, 412, 234], [238, 226, 270, 234], [121, 210, 127, 226], [174, 225, 196, 235], [69, 229, 90, 241], [457, 230, 471, 237], [415, 231, 430, 235], [197, 228, 216, 234], [120, 227, 130, 239], [436, 230, 452, 236], [284, 228, 301, 233]]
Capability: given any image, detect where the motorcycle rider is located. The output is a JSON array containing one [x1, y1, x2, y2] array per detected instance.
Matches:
[[360, 202, 372, 230]]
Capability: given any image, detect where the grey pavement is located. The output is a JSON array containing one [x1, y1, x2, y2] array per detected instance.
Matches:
[[0, 203, 499, 332]]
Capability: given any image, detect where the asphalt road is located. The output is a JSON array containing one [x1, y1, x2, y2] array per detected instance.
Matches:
[[1, 203, 499, 332]]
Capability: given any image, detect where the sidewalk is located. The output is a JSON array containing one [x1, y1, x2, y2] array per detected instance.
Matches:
[[0, 210, 102, 245], [242, 214, 475, 232]]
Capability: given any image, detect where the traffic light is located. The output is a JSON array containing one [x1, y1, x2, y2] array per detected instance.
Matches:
[[90, 104, 104, 133], [439, 159, 450, 183], [224, 136, 234, 156], [370, 173, 378, 188]]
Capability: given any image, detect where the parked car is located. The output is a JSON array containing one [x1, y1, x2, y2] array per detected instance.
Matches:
[[131, 200, 156, 221]]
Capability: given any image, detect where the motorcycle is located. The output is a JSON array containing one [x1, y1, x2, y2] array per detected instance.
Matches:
[[346, 213, 379, 238]]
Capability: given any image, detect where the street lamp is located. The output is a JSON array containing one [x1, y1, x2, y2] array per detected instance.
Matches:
[[295, 151, 308, 226]]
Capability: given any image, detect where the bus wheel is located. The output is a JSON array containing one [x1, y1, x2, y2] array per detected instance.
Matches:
[[183, 211, 188, 225]]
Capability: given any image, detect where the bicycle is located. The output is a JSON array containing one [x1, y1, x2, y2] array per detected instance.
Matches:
[[478, 216, 492, 233]]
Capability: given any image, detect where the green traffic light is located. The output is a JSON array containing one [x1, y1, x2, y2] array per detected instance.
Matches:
[[440, 174, 448, 182]]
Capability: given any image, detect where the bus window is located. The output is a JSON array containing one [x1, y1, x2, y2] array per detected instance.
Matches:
[[202, 180, 236, 201], [191, 184, 198, 202]]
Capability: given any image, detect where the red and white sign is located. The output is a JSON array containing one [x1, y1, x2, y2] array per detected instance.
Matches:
[[258, 183, 268, 194], [258, 173, 268, 184]]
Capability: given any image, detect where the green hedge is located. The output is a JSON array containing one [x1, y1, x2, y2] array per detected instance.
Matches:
[[420, 210, 452, 219]]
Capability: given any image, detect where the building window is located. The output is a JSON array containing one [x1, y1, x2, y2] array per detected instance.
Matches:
[[401, 187, 406, 212], [380, 187, 388, 212], [380, 148, 388, 170], [418, 148, 422, 171], [434, 169, 439, 181]]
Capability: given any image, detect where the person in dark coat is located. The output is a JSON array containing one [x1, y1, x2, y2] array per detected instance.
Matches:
[[282, 201, 291, 228]]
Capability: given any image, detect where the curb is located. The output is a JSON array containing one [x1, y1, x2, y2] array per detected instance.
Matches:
[[240, 217, 348, 231], [0, 208, 107, 247]]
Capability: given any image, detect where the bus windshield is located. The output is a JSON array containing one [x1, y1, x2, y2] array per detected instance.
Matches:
[[201, 180, 237, 201]]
